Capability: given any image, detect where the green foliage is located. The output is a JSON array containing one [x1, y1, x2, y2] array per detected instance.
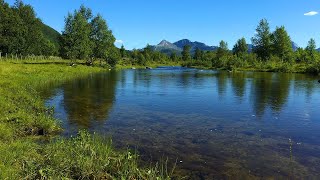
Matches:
[[61, 5, 116, 67], [180, 18, 319, 74], [233, 38, 248, 56], [217, 40, 229, 59], [120, 44, 126, 58], [41, 23, 61, 51], [29, 131, 172, 179], [305, 38, 317, 62], [271, 26, 293, 62], [182, 45, 191, 61], [0, 0, 56, 56], [61, 6, 93, 60], [106, 46, 121, 67], [252, 19, 272, 60], [194, 48, 204, 60], [295, 48, 306, 62], [170, 52, 179, 62], [117, 45, 180, 67], [90, 14, 115, 60]]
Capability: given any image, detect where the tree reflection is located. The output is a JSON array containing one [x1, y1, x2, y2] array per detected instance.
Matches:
[[230, 72, 247, 99], [62, 71, 118, 128], [268, 73, 291, 112], [249, 72, 291, 117], [216, 72, 228, 97]]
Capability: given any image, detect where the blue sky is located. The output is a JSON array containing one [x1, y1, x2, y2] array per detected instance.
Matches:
[[6, 0, 320, 49]]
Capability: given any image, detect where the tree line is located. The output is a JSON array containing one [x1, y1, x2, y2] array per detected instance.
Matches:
[[181, 19, 320, 73], [0, 0, 59, 56], [1, 1, 319, 73]]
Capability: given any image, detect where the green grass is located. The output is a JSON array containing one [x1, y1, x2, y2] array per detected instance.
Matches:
[[0, 60, 173, 179], [184, 58, 320, 74]]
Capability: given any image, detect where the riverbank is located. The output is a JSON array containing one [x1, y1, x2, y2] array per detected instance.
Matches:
[[115, 59, 183, 70], [186, 61, 320, 75], [0, 61, 172, 179]]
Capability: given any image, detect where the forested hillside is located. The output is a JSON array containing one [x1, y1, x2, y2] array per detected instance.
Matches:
[[0, 0, 59, 56], [41, 23, 61, 50]]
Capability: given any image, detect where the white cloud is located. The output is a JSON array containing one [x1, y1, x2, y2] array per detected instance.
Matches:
[[115, 39, 124, 44], [304, 11, 318, 16]]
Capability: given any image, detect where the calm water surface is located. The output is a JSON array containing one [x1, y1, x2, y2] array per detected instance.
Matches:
[[43, 67, 320, 179]]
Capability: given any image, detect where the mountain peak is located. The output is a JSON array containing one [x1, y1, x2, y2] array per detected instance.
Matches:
[[151, 39, 219, 55], [158, 40, 172, 46], [176, 39, 191, 44], [174, 39, 217, 51]]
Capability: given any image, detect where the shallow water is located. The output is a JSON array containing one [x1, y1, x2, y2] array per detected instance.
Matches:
[[44, 67, 320, 179]]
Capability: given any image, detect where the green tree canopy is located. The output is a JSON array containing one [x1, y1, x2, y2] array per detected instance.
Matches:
[[305, 38, 317, 62], [61, 5, 93, 59], [0, 0, 57, 56], [182, 45, 191, 61], [271, 26, 293, 62], [170, 52, 178, 61], [106, 46, 120, 67], [90, 14, 115, 60], [194, 48, 204, 60], [61, 5, 116, 63], [217, 40, 229, 58], [252, 19, 272, 60], [120, 45, 126, 58], [233, 38, 248, 56]]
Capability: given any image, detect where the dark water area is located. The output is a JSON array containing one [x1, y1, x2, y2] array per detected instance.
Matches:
[[43, 67, 320, 179]]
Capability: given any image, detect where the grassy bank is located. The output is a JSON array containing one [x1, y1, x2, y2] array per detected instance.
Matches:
[[0, 60, 172, 179], [184, 59, 320, 74]]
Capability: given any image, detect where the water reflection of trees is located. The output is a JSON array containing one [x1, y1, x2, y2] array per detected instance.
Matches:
[[59, 69, 317, 128], [216, 72, 228, 97], [249, 73, 291, 116], [292, 74, 318, 100], [62, 72, 117, 128], [230, 72, 246, 99], [215, 71, 294, 117]]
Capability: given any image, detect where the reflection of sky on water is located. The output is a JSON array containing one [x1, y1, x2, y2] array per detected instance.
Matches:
[[44, 68, 320, 179]]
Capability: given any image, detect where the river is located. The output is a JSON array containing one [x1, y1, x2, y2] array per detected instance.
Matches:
[[44, 67, 320, 179]]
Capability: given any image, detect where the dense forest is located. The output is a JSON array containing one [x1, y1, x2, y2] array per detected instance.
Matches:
[[0, 0, 320, 73], [0, 0, 59, 56]]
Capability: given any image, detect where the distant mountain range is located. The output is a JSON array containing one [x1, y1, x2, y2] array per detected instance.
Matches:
[[151, 39, 301, 55], [151, 39, 218, 55], [37, 23, 310, 55]]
